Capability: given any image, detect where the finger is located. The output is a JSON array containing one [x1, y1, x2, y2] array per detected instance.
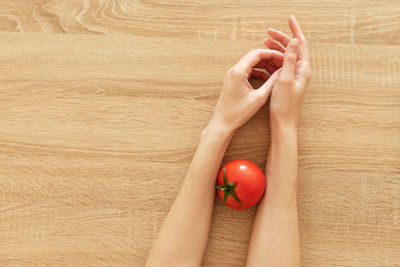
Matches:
[[250, 69, 269, 81], [254, 59, 268, 69], [264, 38, 285, 53], [288, 15, 309, 61], [280, 38, 298, 84], [254, 68, 281, 100], [254, 59, 281, 72], [267, 28, 292, 47], [236, 49, 284, 76], [270, 54, 284, 67], [265, 61, 277, 75]]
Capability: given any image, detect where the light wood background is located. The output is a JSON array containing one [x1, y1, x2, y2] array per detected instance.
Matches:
[[0, 0, 399, 266]]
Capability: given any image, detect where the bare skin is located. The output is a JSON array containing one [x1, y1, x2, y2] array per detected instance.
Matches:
[[146, 48, 283, 266], [146, 15, 311, 267], [246, 15, 311, 267]]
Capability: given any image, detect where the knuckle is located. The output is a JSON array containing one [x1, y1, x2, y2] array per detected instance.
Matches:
[[228, 66, 242, 77], [252, 49, 262, 59]]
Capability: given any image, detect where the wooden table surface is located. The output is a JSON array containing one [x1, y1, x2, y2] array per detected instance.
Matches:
[[0, 1, 399, 266]]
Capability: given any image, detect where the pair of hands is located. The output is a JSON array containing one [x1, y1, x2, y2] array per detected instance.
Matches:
[[211, 15, 311, 134]]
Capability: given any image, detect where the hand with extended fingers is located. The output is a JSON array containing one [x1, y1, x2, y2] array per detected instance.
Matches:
[[265, 15, 312, 131], [210, 15, 311, 134]]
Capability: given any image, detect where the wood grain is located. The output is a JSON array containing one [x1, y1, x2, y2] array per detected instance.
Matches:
[[0, 1, 399, 266], [0, 0, 400, 45]]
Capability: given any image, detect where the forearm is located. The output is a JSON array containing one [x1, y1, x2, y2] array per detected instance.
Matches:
[[246, 125, 300, 267], [246, 14, 309, 267], [147, 121, 233, 266], [266, 125, 299, 205]]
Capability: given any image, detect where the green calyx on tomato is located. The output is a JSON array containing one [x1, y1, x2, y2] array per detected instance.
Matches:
[[216, 168, 243, 208]]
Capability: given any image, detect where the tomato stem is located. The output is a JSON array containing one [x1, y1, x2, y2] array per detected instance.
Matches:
[[216, 168, 244, 208]]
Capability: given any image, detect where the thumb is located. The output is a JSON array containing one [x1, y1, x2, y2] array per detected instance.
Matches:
[[255, 68, 281, 99]]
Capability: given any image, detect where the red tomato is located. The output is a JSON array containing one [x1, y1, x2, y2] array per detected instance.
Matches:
[[216, 159, 266, 210]]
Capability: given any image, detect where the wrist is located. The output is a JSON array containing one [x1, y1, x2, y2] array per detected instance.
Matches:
[[270, 121, 298, 143], [202, 119, 235, 140]]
